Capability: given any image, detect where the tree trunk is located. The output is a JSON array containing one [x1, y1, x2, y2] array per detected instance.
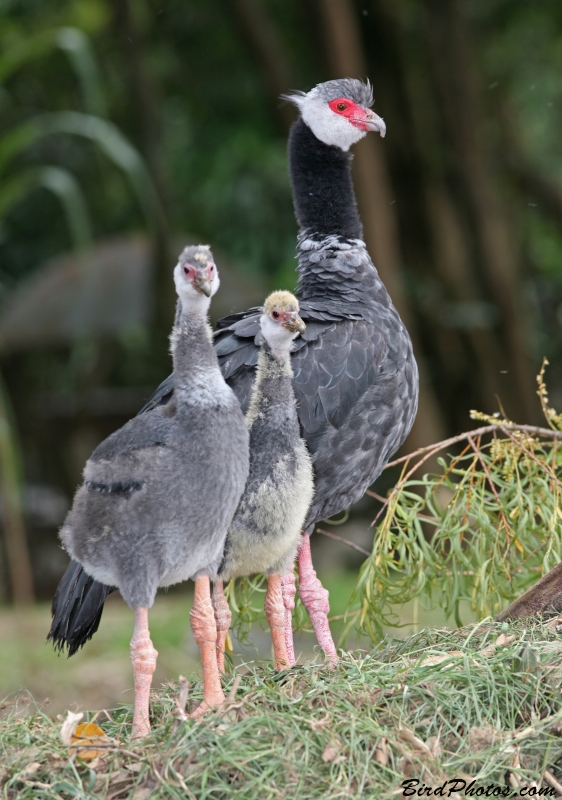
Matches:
[[423, 0, 539, 423], [316, 0, 446, 449], [114, 0, 174, 339], [425, 183, 505, 412], [225, 0, 296, 132], [496, 562, 562, 622], [0, 372, 34, 605]]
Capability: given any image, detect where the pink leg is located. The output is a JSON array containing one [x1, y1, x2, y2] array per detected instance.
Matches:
[[130, 607, 158, 739], [190, 576, 226, 717], [298, 534, 338, 665], [280, 571, 296, 666], [212, 580, 231, 674], [264, 574, 289, 670]]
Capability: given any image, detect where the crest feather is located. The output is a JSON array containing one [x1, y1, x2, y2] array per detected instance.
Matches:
[[263, 290, 299, 314]]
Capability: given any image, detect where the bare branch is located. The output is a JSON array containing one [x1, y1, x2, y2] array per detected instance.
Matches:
[[385, 424, 562, 470], [315, 528, 370, 558]]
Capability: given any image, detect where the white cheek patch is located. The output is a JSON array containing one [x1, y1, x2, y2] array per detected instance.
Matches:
[[173, 263, 210, 313], [300, 98, 367, 151], [260, 314, 298, 355]]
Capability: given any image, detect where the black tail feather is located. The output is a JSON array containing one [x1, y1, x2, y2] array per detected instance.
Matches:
[[47, 560, 116, 657]]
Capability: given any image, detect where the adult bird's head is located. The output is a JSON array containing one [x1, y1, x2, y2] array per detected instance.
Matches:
[[283, 78, 385, 152], [174, 245, 219, 310], [260, 291, 305, 358]]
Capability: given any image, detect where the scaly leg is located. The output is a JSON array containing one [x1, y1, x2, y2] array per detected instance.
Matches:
[[297, 534, 338, 665], [212, 580, 231, 673], [264, 574, 289, 670], [130, 607, 158, 739], [190, 576, 225, 716], [280, 571, 296, 666]]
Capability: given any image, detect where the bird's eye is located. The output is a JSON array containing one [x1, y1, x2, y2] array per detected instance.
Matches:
[[209, 264, 214, 272], [337, 103, 347, 111], [272, 310, 280, 319], [183, 265, 190, 276]]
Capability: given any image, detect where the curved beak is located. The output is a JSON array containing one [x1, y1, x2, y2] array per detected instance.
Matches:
[[193, 274, 213, 297], [283, 313, 306, 335], [363, 109, 386, 138]]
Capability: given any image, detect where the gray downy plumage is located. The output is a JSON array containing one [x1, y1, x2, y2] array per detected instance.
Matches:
[[218, 291, 314, 582], [48, 78, 418, 654], [59, 246, 249, 610]]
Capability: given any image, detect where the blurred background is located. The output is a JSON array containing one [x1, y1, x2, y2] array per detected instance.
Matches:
[[1, 0, 561, 712]]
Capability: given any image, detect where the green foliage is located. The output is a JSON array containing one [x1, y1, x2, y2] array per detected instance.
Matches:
[[354, 367, 562, 642], [2, 620, 562, 797], [0, 166, 92, 250], [227, 369, 562, 647], [0, 23, 161, 265], [355, 426, 562, 640]]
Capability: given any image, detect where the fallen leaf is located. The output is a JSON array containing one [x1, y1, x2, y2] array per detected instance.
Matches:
[[309, 713, 331, 732], [132, 789, 152, 800], [322, 738, 341, 763], [60, 711, 84, 745], [468, 724, 502, 753], [397, 727, 433, 757], [544, 770, 562, 795], [546, 617, 562, 633], [18, 763, 41, 780], [178, 675, 189, 711], [419, 650, 464, 667], [428, 734, 441, 758], [508, 745, 522, 790], [71, 721, 109, 760], [107, 777, 135, 800], [495, 633, 515, 648], [374, 737, 388, 766]]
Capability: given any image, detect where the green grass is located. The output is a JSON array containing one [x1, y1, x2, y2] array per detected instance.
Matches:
[[0, 572, 475, 717], [2, 618, 562, 799]]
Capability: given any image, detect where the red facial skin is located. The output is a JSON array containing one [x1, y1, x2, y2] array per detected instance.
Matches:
[[270, 307, 296, 325], [182, 263, 215, 283], [328, 97, 371, 131]]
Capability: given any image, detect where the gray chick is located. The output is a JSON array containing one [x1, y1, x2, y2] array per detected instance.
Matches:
[[212, 291, 314, 670], [59, 245, 249, 737]]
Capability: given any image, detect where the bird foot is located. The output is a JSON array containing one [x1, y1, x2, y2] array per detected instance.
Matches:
[[265, 574, 290, 670], [191, 576, 227, 713], [188, 690, 226, 719], [298, 536, 338, 665], [212, 580, 232, 674], [130, 609, 158, 739], [280, 572, 296, 667], [131, 718, 152, 739]]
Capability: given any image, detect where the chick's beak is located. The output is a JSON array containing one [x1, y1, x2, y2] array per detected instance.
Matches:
[[363, 109, 386, 138], [283, 313, 306, 335], [193, 273, 213, 297]]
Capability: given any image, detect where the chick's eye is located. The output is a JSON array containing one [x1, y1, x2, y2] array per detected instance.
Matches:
[[272, 310, 280, 319], [183, 265, 190, 275], [337, 103, 347, 111]]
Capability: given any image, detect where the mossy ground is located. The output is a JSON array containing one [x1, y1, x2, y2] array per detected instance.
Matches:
[[2, 618, 562, 799]]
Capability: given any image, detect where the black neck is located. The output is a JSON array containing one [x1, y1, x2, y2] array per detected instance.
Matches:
[[288, 117, 363, 241]]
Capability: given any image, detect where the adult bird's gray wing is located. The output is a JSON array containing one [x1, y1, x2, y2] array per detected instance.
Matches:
[[212, 302, 390, 454], [138, 375, 175, 415], [137, 304, 391, 456]]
